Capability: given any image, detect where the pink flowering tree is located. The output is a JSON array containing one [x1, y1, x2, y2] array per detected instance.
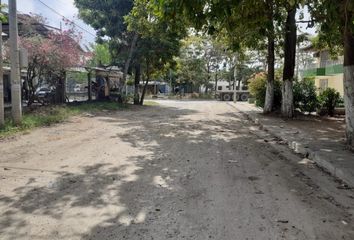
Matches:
[[19, 19, 86, 105]]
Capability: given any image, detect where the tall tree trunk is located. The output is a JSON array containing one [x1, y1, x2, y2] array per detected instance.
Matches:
[[134, 64, 141, 105], [343, 9, 354, 149], [264, 0, 275, 114], [214, 70, 218, 99], [281, 7, 297, 118], [0, 14, 4, 127], [140, 60, 150, 105], [87, 71, 92, 101], [140, 78, 149, 105], [120, 32, 138, 103], [55, 72, 67, 104]]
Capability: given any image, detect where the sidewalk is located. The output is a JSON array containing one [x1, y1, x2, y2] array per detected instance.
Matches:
[[230, 102, 354, 188]]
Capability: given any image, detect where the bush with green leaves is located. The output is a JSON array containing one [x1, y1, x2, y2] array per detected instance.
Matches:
[[248, 72, 281, 109], [318, 88, 341, 117], [126, 79, 134, 86], [293, 77, 319, 113], [336, 97, 345, 108]]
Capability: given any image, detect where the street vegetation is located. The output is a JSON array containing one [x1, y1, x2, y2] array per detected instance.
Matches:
[[72, 0, 354, 149]]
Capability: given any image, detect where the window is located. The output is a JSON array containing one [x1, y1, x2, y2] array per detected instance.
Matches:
[[319, 79, 328, 92], [218, 86, 222, 91]]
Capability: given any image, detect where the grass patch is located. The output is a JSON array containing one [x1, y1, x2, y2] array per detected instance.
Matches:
[[68, 101, 128, 112], [143, 101, 159, 106], [0, 101, 127, 138]]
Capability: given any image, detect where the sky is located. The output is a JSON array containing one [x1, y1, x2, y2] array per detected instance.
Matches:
[[3, 0, 97, 47]]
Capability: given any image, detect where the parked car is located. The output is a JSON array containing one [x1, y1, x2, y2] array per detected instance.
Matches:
[[74, 84, 82, 92], [35, 87, 54, 104]]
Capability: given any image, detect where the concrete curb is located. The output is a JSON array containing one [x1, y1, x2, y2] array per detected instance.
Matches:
[[232, 104, 354, 188]]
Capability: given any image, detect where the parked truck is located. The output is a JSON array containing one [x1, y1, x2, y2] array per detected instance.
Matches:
[[216, 82, 249, 101]]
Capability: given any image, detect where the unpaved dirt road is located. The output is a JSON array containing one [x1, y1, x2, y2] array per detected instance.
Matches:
[[1, 100, 354, 240]]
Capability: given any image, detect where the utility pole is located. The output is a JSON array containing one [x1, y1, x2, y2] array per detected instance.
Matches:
[[9, 0, 21, 124], [233, 55, 238, 103], [0, 0, 4, 127]]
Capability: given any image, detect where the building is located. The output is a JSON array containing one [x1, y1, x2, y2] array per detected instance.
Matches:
[[2, 13, 90, 104], [301, 48, 344, 96]]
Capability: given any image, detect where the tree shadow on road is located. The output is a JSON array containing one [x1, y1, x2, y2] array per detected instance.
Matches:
[[0, 104, 255, 239], [1, 103, 352, 239]]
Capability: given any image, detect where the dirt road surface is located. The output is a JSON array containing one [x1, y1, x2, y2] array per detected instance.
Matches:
[[1, 100, 354, 240]]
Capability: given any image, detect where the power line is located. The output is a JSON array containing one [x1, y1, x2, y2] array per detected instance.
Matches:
[[35, 0, 96, 38]]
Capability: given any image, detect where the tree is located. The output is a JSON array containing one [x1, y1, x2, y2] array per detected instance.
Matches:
[[75, 0, 138, 101], [125, 0, 186, 105], [20, 23, 84, 105], [308, 0, 354, 148], [89, 43, 112, 67], [264, 0, 276, 113], [155, 0, 284, 112], [176, 56, 207, 91], [281, 5, 297, 118], [174, 35, 226, 93]]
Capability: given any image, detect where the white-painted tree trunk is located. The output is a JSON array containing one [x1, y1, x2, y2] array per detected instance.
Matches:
[[281, 79, 294, 118], [281, 7, 296, 118], [342, 7, 354, 149], [264, 80, 274, 113], [263, 0, 274, 114], [344, 65, 354, 149]]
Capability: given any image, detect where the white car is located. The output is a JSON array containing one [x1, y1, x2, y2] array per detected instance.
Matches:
[[74, 85, 81, 92]]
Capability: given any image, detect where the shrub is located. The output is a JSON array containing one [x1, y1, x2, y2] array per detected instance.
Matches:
[[248, 72, 281, 109], [293, 77, 319, 113], [191, 93, 214, 99], [336, 97, 345, 108], [126, 79, 134, 86], [318, 88, 341, 117], [248, 73, 267, 107]]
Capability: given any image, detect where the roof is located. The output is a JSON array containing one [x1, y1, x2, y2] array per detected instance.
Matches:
[[2, 13, 85, 53], [2, 13, 59, 38]]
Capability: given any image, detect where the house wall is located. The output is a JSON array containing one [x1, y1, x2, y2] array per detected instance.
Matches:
[[315, 74, 344, 97]]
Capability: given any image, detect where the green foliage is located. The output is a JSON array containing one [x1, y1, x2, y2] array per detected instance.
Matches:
[[125, 0, 186, 76], [67, 71, 87, 84], [175, 35, 234, 91], [75, 0, 135, 69], [318, 88, 341, 117], [75, 0, 133, 39], [126, 79, 134, 86], [336, 97, 345, 108], [0, 4, 7, 22], [190, 93, 214, 99], [308, 1, 354, 54], [176, 57, 207, 88], [248, 72, 281, 109], [293, 77, 318, 113], [248, 73, 267, 107], [144, 101, 160, 106], [90, 43, 112, 67], [155, 0, 289, 54]]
